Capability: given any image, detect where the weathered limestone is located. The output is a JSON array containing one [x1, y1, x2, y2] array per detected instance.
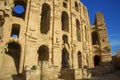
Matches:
[[0, 0, 113, 80]]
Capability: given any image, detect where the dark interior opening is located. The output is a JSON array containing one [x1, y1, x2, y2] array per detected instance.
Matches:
[[62, 35, 68, 43], [63, 2, 67, 8], [94, 55, 100, 66], [78, 51, 82, 68], [40, 3, 50, 34], [75, 2, 79, 12], [62, 48, 70, 68], [61, 11, 69, 32], [38, 45, 49, 61], [11, 24, 20, 38], [76, 19, 81, 42], [92, 31, 99, 45], [0, 15, 4, 26]]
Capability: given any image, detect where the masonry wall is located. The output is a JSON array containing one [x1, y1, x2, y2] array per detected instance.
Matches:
[[0, 0, 112, 79]]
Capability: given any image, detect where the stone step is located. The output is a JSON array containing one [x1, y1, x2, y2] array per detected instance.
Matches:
[[0, 77, 13, 80], [0, 74, 23, 80]]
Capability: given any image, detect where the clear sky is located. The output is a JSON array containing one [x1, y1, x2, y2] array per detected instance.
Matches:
[[80, 0, 120, 55]]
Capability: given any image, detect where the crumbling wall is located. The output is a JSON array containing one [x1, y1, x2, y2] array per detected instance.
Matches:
[[25, 61, 59, 80], [112, 56, 120, 70]]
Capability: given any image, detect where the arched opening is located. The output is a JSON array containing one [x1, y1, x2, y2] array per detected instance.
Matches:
[[37, 45, 49, 61], [92, 31, 99, 45], [76, 19, 81, 42], [94, 55, 100, 66], [63, 2, 67, 8], [62, 48, 70, 68], [62, 35, 68, 43], [61, 11, 69, 32], [6, 42, 21, 74], [40, 3, 50, 34], [75, 2, 79, 12], [11, 24, 20, 38], [78, 51, 82, 68], [13, 0, 27, 19], [85, 26, 87, 41]]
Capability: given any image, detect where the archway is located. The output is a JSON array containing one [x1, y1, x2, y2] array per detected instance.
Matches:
[[61, 11, 69, 32], [37, 45, 49, 61], [92, 31, 99, 45], [61, 48, 70, 68], [40, 3, 50, 34], [76, 19, 81, 42], [94, 55, 100, 66], [6, 42, 21, 74], [75, 2, 79, 12], [78, 51, 82, 68], [62, 35, 68, 43]]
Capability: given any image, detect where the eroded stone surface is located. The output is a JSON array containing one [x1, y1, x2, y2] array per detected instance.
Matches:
[[0, 0, 113, 80]]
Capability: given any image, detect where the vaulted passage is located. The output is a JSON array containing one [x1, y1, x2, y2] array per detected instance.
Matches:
[[38, 45, 49, 61], [76, 19, 81, 42], [5, 42, 21, 74], [94, 55, 100, 66], [61, 11, 69, 32], [40, 3, 50, 34], [62, 48, 70, 68], [92, 31, 99, 45], [78, 51, 82, 68]]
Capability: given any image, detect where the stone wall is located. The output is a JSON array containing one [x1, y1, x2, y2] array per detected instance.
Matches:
[[112, 56, 120, 70], [0, 0, 113, 79], [25, 61, 58, 80], [60, 68, 91, 80]]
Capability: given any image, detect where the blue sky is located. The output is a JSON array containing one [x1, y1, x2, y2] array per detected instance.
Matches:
[[80, 0, 120, 55], [14, 5, 24, 14]]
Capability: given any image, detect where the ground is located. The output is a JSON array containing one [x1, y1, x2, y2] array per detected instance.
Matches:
[[92, 71, 120, 80]]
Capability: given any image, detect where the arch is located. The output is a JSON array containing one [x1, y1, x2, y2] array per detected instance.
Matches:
[[62, 48, 70, 68], [92, 31, 99, 45], [37, 45, 49, 61], [94, 55, 100, 66], [75, 2, 79, 12], [78, 51, 82, 68], [40, 3, 51, 34], [61, 11, 69, 32], [62, 35, 68, 43], [76, 19, 81, 42], [6, 41, 21, 74]]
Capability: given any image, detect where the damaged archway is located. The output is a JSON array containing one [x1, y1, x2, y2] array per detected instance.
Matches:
[[5, 41, 21, 74]]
